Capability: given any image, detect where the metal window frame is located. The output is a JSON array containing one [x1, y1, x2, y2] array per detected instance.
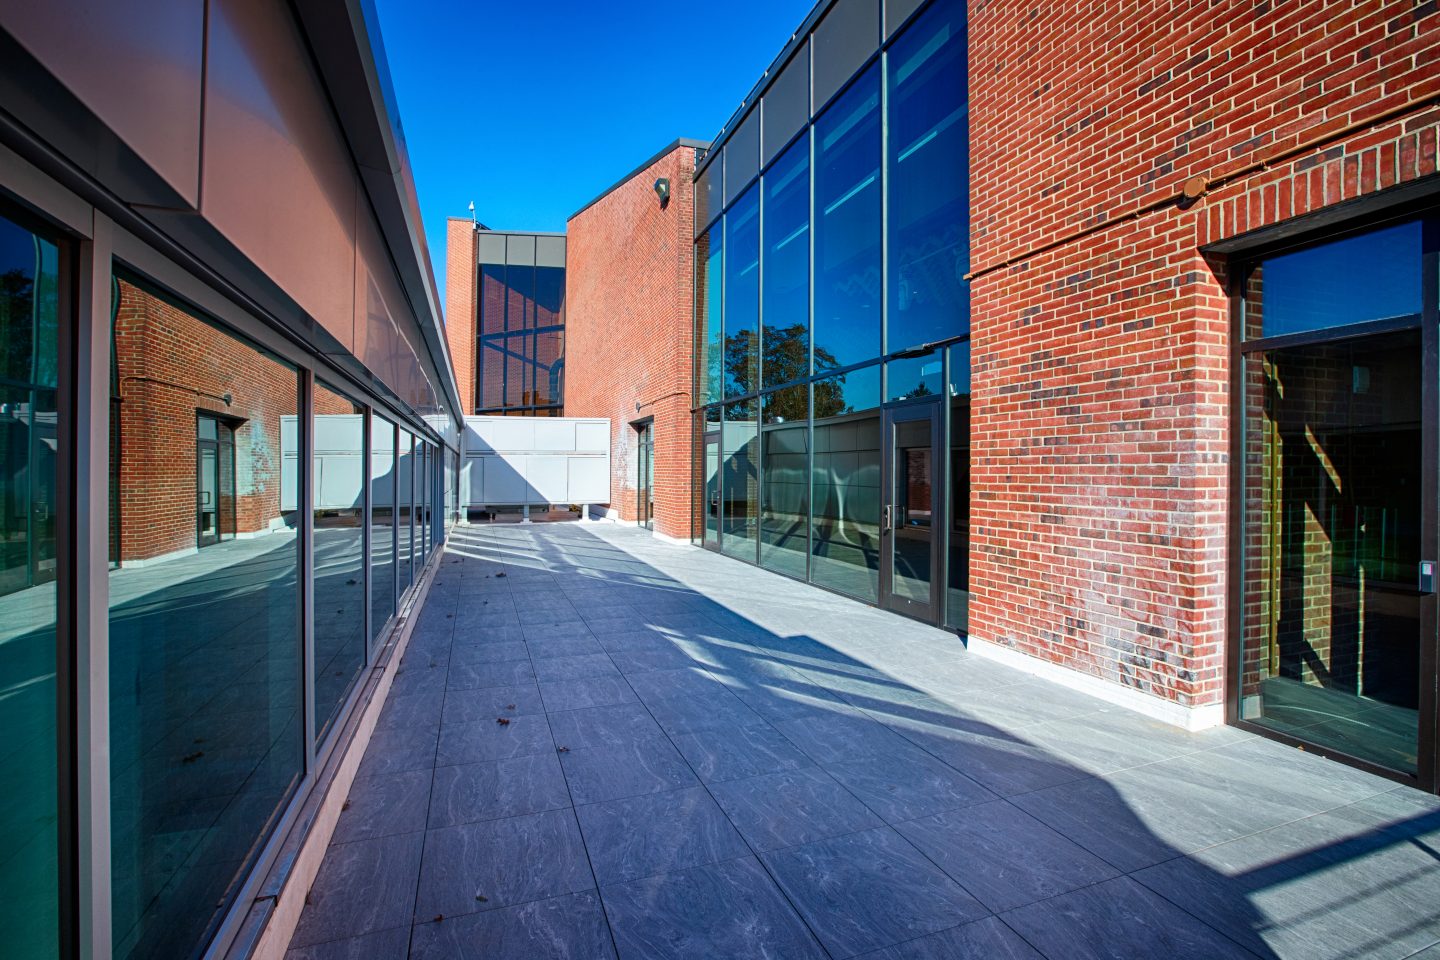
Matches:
[[1223, 203, 1440, 794]]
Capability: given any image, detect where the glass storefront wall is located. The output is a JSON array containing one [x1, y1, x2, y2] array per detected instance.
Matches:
[[694, 0, 969, 629], [476, 262, 566, 415], [109, 276, 304, 960], [371, 413, 397, 645], [0, 209, 61, 959], [1238, 219, 1429, 777], [313, 382, 367, 746]]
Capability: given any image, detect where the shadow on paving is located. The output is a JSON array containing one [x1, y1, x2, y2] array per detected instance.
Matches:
[[285, 523, 1440, 960]]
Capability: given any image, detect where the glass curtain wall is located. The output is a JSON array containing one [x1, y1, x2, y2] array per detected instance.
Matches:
[[693, 0, 969, 626], [398, 429, 413, 596], [0, 209, 61, 958], [1238, 220, 1428, 775], [371, 413, 396, 643], [476, 262, 565, 415], [313, 382, 366, 745], [108, 275, 302, 960]]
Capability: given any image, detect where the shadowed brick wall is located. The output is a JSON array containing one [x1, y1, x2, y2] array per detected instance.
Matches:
[[968, 0, 1439, 711], [565, 143, 701, 540]]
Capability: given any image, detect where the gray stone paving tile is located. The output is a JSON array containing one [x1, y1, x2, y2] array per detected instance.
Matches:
[[290, 832, 424, 948], [761, 826, 989, 958], [1014, 736, 1394, 874], [559, 738, 699, 805], [606, 644, 699, 674], [436, 714, 553, 767], [332, 769, 432, 845], [354, 724, 438, 780], [524, 634, 604, 659], [575, 786, 749, 885], [670, 722, 813, 783], [284, 926, 410, 960], [999, 875, 1257, 960], [517, 604, 584, 626], [416, 809, 593, 919], [441, 639, 528, 665], [718, 671, 852, 723], [1133, 793, 1440, 960], [643, 690, 768, 736], [591, 627, 684, 650], [374, 691, 443, 731], [446, 658, 536, 691], [410, 892, 615, 960], [853, 916, 1043, 960], [441, 683, 546, 724], [538, 675, 637, 711], [775, 711, 911, 765], [390, 663, 447, 697], [896, 799, 1119, 912], [429, 752, 570, 828], [531, 652, 621, 682], [545, 701, 665, 751], [600, 856, 826, 960], [708, 765, 883, 852], [624, 666, 726, 703], [824, 740, 996, 822]]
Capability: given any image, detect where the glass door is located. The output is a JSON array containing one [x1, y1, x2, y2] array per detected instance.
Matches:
[[637, 422, 654, 529], [881, 400, 941, 622], [196, 416, 221, 548], [703, 428, 720, 550]]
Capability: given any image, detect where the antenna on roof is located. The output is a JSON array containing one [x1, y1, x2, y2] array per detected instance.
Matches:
[[468, 200, 476, 225]]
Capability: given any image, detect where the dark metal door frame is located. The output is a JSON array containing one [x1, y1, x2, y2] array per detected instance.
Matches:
[[635, 419, 655, 530], [196, 434, 220, 548], [880, 398, 943, 624], [703, 427, 721, 551]]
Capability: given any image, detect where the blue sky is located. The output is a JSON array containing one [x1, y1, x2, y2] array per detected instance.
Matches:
[[373, 0, 816, 304]]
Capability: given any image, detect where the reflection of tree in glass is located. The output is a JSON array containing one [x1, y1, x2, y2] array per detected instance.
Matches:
[[0, 269, 35, 376], [727, 323, 853, 419]]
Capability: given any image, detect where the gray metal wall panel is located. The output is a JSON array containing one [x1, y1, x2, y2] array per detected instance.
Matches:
[[812, 0, 879, 111], [724, 109, 760, 206], [477, 233, 507, 264], [202, 0, 357, 351], [535, 236, 566, 268], [885, 0, 927, 37], [763, 45, 810, 165], [505, 234, 536, 266], [1, 0, 205, 207], [355, 202, 436, 413]]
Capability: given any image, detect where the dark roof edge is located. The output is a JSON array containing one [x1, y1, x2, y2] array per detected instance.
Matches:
[[693, 0, 836, 181], [567, 137, 711, 223]]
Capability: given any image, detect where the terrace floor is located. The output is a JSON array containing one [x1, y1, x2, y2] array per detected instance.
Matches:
[[286, 523, 1440, 960]]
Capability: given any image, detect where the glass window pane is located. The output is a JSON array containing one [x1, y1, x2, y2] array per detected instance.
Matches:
[[702, 405, 721, 546], [371, 414, 396, 638], [0, 212, 60, 958], [762, 135, 811, 389], [109, 277, 302, 959], [761, 386, 809, 579], [696, 230, 723, 406], [313, 382, 366, 745], [886, 350, 944, 403], [1245, 221, 1422, 340], [947, 341, 970, 630], [814, 65, 882, 371], [811, 363, 881, 600], [398, 429, 413, 597], [888, 0, 969, 351], [724, 185, 760, 397], [721, 398, 759, 561], [506, 263, 535, 331], [1239, 330, 1421, 774]]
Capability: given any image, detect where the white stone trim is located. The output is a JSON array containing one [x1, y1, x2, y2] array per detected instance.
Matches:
[[965, 636, 1226, 731]]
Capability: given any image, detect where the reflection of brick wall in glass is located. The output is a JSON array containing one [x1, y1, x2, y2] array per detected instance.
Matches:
[[473, 258, 565, 415]]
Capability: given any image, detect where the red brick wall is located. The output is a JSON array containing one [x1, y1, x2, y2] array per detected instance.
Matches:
[[565, 144, 700, 540], [969, 0, 1440, 708], [114, 281, 309, 562], [444, 217, 477, 412]]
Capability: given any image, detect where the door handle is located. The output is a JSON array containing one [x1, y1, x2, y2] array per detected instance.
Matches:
[[882, 505, 893, 532], [1420, 560, 1435, 595]]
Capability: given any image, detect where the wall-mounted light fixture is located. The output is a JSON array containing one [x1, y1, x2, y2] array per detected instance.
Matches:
[[654, 178, 671, 207]]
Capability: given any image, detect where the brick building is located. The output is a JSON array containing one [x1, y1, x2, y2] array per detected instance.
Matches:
[[564, 140, 708, 539], [539, 0, 1440, 791]]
